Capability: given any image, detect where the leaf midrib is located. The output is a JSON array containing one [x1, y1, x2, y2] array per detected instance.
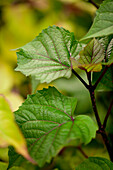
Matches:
[[44, 31, 62, 64], [18, 65, 67, 70], [28, 120, 72, 148], [23, 103, 73, 119], [19, 50, 70, 68]]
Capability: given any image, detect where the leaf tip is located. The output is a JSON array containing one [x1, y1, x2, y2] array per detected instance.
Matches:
[[18, 145, 37, 165]]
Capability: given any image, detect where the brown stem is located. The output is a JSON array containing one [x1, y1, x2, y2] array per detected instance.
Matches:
[[77, 146, 88, 159], [89, 89, 102, 129], [86, 72, 102, 129], [93, 66, 109, 89], [86, 72, 113, 162], [103, 99, 113, 129], [72, 69, 113, 161], [101, 130, 113, 162], [88, 0, 99, 9], [72, 69, 89, 89], [90, 90, 113, 161]]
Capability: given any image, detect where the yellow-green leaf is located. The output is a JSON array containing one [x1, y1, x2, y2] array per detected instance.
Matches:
[[0, 161, 8, 170], [0, 62, 14, 94], [8, 87, 97, 168], [71, 38, 104, 72], [79, 63, 102, 72], [0, 95, 36, 164]]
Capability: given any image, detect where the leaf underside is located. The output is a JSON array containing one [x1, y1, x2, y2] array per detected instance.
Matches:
[[75, 157, 113, 170], [15, 26, 82, 83], [8, 87, 97, 168], [81, 0, 113, 40]]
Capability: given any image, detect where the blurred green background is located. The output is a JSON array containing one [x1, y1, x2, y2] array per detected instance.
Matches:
[[0, 0, 97, 110], [0, 0, 112, 169]]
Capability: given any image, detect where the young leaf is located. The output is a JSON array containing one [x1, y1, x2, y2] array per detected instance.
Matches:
[[0, 95, 35, 164], [98, 36, 112, 52], [81, 0, 113, 40], [71, 38, 104, 72], [8, 87, 97, 168], [15, 26, 82, 83], [99, 36, 113, 65], [106, 38, 113, 65], [75, 157, 113, 169]]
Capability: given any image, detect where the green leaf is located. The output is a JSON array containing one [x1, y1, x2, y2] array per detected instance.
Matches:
[[81, 0, 113, 40], [93, 65, 113, 91], [8, 87, 97, 168], [98, 36, 113, 65], [71, 38, 104, 72], [98, 36, 112, 52], [15, 26, 81, 83], [0, 95, 35, 164], [9, 167, 25, 170], [0, 148, 8, 162], [31, 76, 40, 94], [106, 38, 113, 65], [75, 157, 113, 170], [0, 162, 8, 170]]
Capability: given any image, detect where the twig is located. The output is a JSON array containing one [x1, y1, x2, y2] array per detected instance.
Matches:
[[89, 90, 102, 129], [93, 66, 109, 90], [87, 74, 102, 129], [103, 99, 113, 129], [72, 69, 89, 89], [101, 130, 113, 162], [88, 0, 99, 9], [86, 72, 102, 129], [77, 146, 88, 158], [86, 71, 113, 162], [72, 68, 113, 161]]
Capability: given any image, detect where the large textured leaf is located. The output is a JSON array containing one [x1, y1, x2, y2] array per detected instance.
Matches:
[[8, 87, 97, 168], [15, 26, 82, 83], [93, 65, 113, 91], [0, 95, 35, 164], [81, 0, 113, 40], [71, 38, 104, 72], [75, 157, 113, 170]]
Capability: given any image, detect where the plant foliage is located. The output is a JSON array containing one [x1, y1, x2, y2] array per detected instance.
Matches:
[[76, 157, 113, 170], [0, 95, 35, 163], [81, 0, 113, 40], [8, 87, 97, 168], [71, 38, 104, 72], [15, 26, 82, 83], [0, 0, 113, 169]]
